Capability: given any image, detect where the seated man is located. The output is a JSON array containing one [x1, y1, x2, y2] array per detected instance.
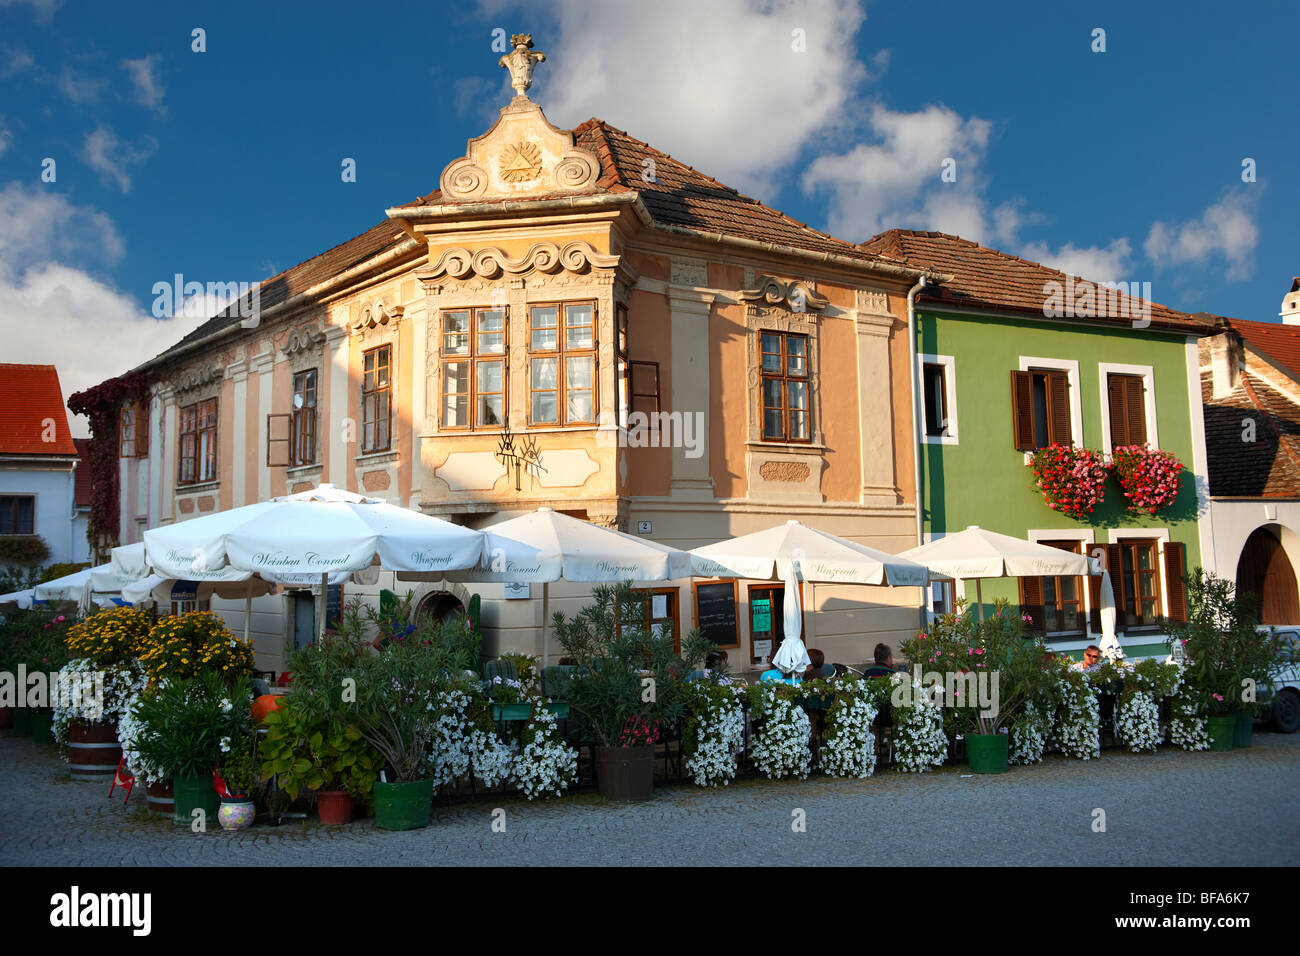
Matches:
[[702, 649, 735, 685], [1074, 645, 1102, 672], [802, 648, 826, 681], [862, 643, 897, 679]]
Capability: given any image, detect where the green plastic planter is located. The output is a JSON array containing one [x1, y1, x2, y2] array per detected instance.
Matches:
[[966, 733, 1009, 774], [544, 701, 570, 719], [373, 780, 433, 831], [173, 774, 220, 827], [1232, 712, 1253, 748], [12, 706, 33, 735], [1206, 716, 1235, 752], [492, 703, 533, 721], [29, 710, 53, 744]]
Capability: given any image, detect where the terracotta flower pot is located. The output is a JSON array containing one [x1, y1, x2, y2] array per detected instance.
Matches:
[[316, 789, 354, 825]]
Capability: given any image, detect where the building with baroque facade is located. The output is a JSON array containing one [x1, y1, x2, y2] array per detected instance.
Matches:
[[91, 38, 932, 674]]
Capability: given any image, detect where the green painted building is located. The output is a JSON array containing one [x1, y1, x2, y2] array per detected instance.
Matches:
[[862, 230, 1217, 657]]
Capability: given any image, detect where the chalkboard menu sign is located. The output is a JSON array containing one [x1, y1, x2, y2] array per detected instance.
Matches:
[[694, 581, 739, 648], [326, 584, 343, 630]]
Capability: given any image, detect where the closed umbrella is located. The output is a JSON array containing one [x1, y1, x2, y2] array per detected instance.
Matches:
[[400, 507, 692, 666], [770, 560, 811, 677], [900, 525, 1092, 622], [145, 483, 485, 642]]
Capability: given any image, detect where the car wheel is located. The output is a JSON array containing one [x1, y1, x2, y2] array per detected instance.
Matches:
[[1270, 688, 1300, 733]]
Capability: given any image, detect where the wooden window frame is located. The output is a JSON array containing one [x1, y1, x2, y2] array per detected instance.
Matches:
[[1020, 540, 1086, 638], [759, 330, 812, 443], [635, 586, 681, 653], [291, 368, 318, 467], [119, 402, 148, 459], [746, 580, 806, 664], [178, 398, 217, 486], [922, 362, 948, 437], [1011, 368, 1071, 451], [616, 303, 629, 429], [361, 345, 392, 454], [1106, 372, 1149, 450], [440, 307, 508, 431], [692, 579, 740, 650], [1115, 538, 1163, 629], [527, 300, 597, 428], [0, 495, 36, 535]]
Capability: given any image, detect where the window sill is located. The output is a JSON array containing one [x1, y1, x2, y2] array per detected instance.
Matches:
[[285, 463, 322, 477], [176, 480, 219, 493], [745, 440, 825, 455], [355, 450, 399, 466]]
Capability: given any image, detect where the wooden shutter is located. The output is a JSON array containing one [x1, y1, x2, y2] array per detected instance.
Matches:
[[1163, 541, 1188, 622], [1018, 576, 1045, 635], [1107, 543, 1125, 633], [1046, 371, 1072, 446], [1107, 375, 1129, 448], [136, 402, 149, 458], [1125, 376, 1147, 446], [1011, 370, 1034, 451], [267, 413, 291, 467]]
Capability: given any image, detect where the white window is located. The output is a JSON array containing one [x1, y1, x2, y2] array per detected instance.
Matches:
[[919, 353, 958, 444]]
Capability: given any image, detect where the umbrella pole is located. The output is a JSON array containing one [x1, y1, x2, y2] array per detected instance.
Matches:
[[541, 582, 550, 669], [317, 572, 327, 644], [243, 581, 252, 646], [975, 578, 984, 623]]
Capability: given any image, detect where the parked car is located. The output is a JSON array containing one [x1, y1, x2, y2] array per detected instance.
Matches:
[[1262, 628, 1300, 733]]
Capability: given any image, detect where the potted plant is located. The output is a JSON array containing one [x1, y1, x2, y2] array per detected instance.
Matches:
[[127, 672, 254, 826], [486, 675, 533, 720], [54, 607, 151, 778], [551, 583, 711, 801], [1109, 444, 1183, 515], [137, 610, 255, 684], [215, 734, 258, 830], [1028, 444, 1108, 519]]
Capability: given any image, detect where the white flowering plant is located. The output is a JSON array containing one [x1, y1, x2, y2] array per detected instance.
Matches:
[[512, 703, 578, 799], [744, 682, 812, 779], [51, 658, 147, 761], [889, 672, 948, 772], [1087, 657, 1181, 753], [817, 677, 878, 778], [682, 679, 746, 787], [1048, 666, 1100, 759], [126, 672, 255, 781]]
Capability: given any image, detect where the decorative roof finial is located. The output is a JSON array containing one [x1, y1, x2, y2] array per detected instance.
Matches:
[[499, 33, 546, 100]]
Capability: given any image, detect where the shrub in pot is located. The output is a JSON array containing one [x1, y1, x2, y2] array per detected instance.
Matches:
[[137, 610, 255, 684], [551, 583, 711, 801], [126, 672, 254, 826], [216, 734, 258, 830]]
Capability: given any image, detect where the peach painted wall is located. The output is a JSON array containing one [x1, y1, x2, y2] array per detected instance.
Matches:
[[270, 358, 290, 497], [218, 377, 235, 510], [397, 317, 413, 505], [888, 310, 914, 503], [627, 286, 673, 497], [346, 335, 361, 493], [818, 306, 863, 503], [708, 262, 747, 500], [624, 250, 670, 282], [244, 370, 259, 505]]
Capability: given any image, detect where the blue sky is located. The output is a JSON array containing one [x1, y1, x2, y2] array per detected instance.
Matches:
[[1, 0, 1294, 431]]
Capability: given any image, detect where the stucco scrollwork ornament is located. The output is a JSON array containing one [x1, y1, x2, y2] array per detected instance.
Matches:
[[740, 277, 829, 317], [419, 240, 619, 283], [355, 299, 404, 330], [499, 33, 546, 100], [174, 362, 223, 395], [282, 326, 326, 357]]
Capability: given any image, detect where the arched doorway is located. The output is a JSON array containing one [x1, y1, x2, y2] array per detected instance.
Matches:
[[416, 590, 466, 624], [1236, 526, 1300, 625]]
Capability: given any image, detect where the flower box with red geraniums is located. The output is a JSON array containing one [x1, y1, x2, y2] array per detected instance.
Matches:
[[1027, 444, 1108, 519], [1109, 445, 1182, 515]]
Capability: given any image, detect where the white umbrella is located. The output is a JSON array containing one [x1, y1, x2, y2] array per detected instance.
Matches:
[[689, 519, 932, 587], [0, 588, 34, 610], [770, 560, 811, 677], [901, 525, 1093, 621], [145, 483, 485, 642], [109, 542, 150, 580], [1097, 566, 1122, 658], [32, 567, 96, 612], [399, 507, 692, 666]]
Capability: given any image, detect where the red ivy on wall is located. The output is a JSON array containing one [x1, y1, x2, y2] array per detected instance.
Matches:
[[67, 372, 150, 559]]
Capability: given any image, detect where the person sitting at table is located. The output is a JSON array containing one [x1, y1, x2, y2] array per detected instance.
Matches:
[[703, 649, 736, 684], [863, 643, 897, 678], [1074, 645, 1102, 672], [802, 647, 826, 681]]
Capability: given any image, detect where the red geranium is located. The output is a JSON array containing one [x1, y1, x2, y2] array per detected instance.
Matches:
[[1028, 444, 1108, 519], [1109, 445, 1182, 514]]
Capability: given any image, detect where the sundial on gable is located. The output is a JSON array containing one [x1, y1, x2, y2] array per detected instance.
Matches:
[[439, 34, 601, 201]]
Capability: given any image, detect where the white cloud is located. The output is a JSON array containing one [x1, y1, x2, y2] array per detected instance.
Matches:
[[0, 47, 35, 79], [1145, 190, 1259, 281], [519, 0, 868, 198], [79, 125, 157, 193], [0, 184, 207, 437], [1019, 238, 1134, 285], [0, 118, 10, 159], [122, 54, 165, 112], [57, 65, 104, 103], [802, 102, 1021, 245], [0, 0, 61, 22]]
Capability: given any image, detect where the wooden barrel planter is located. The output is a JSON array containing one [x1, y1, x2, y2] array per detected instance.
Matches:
[[67, 720, 122, 779], [145, 781, 174, 816]]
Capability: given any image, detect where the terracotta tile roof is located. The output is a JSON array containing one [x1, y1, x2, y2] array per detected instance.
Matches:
[[1228, 317, 1300, 379], [72, 438, 93, 506], [145, 220, 411, 367], [0, 364, 78, 456], [1202, 368, 1300, 497], [860, 229, 1215, 333]]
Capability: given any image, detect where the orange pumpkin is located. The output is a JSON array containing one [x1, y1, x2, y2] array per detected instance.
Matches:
[[251, 694, 281, 723]]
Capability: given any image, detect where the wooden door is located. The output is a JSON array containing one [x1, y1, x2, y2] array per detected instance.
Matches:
[[1236, 527, 1300, 625]]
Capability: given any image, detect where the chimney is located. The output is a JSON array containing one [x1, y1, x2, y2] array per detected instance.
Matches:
[[1282, 277, 1300, 325], [1210, 330, 1241, 398]]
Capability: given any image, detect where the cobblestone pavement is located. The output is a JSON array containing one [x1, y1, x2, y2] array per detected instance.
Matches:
[[2, 729, 1297, 866]]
